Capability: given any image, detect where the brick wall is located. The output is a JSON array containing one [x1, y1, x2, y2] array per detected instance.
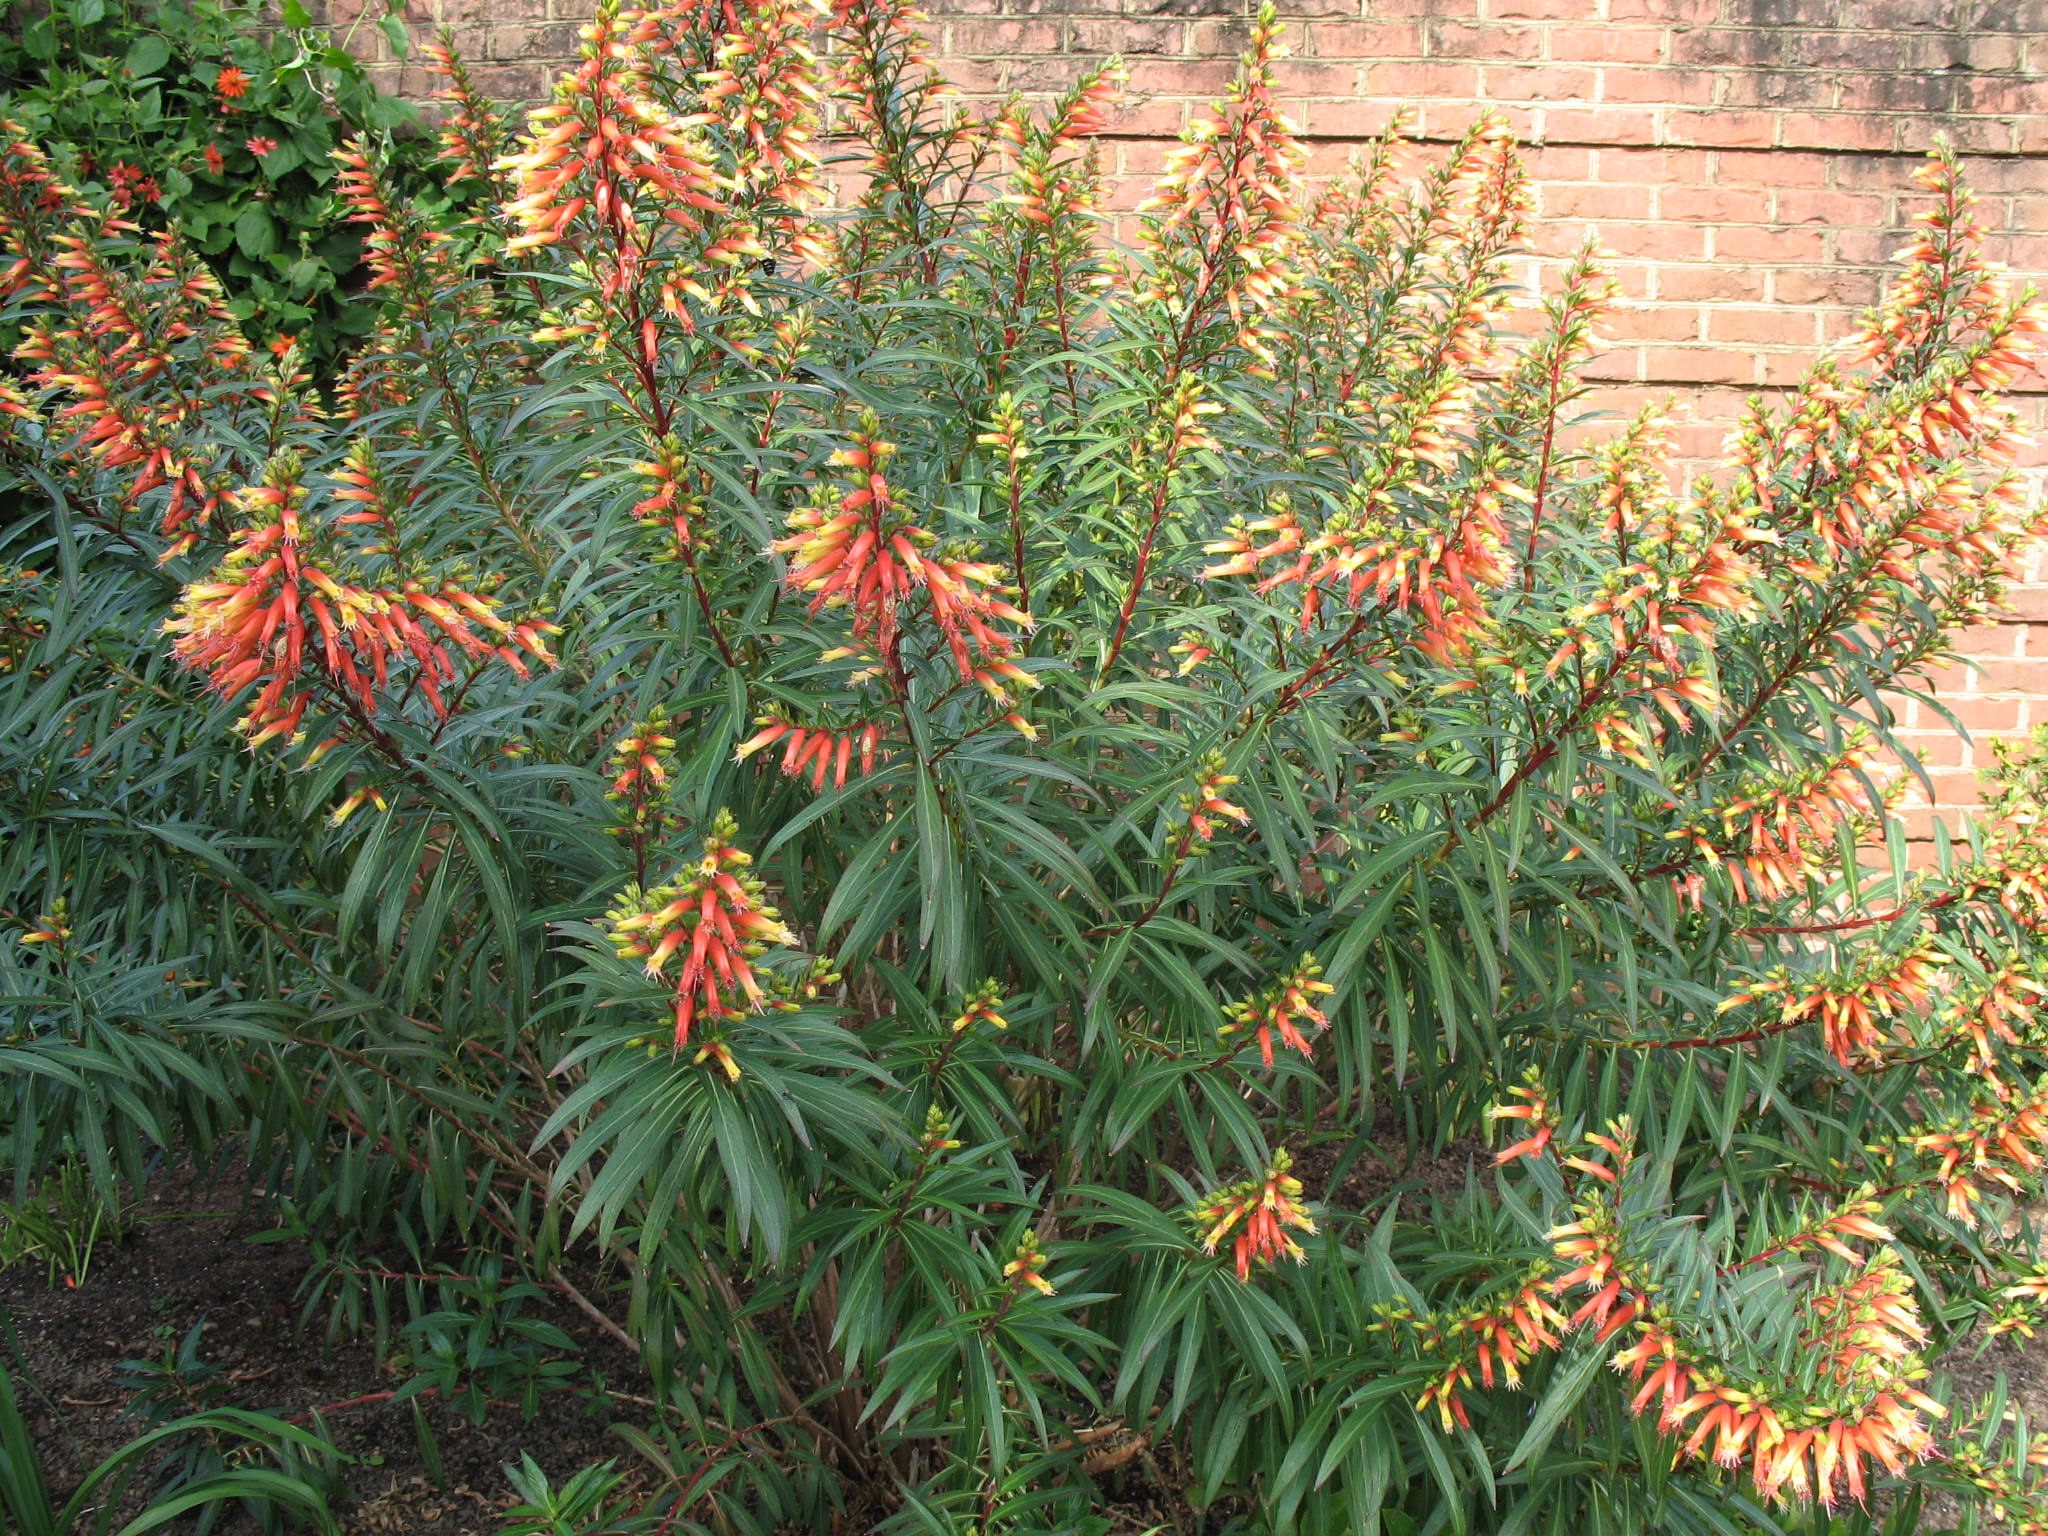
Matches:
[[330, 0, 2048, 832]]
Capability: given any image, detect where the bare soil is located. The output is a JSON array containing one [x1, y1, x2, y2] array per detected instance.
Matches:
[[0, 1161, 657, 1535]]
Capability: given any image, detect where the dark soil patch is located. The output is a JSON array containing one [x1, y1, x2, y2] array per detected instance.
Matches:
[[0, 1162, 657, 1535]]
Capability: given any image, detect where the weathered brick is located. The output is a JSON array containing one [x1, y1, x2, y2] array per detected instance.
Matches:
[[1364, 59, 1482, 99], [1597, 147, 1703, 186], [1772, 189, 1892, 227], [1659, 185, 1769, 222], [1709, 148, 1832, 187], [1773, 268, 1884, 306], [1656, 263, 1769, 302], [1608, 303, 1705, 342], [1776, 113, 1899, 153], [1643, 346, 1756, 385], [1424, 21, 1539, 60], [1540, 105, 1659, 145], [1301, 20, 1422, 59], [1667, 110, 1778, 148], [1483, 65, 1598, 102], [1542, 181, 1656, 220], [1602, 67, 1718, 106], [1707, 306, 1820, 345], [1551, 28, 1667, 65], [1714, 224, 1829, 263], [1272, 61, 1359, 97], [950, 18, 1063, 54]]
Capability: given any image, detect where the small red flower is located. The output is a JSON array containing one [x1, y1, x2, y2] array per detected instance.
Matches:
[[215, 66, 250, 103], [203, 144, 225, 175], [244, 136, 278, 159]]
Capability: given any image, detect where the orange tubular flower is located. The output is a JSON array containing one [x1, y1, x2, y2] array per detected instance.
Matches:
[[950, 978, 1008, 1034], [499, 4, 723, 258], [1722, 943, 1944, 1068], [773, 417, 1033, 687], [1489, 1074, 1555, 1164], [1221, 954, 1334, 1068], [1185, 1148, 1317, 1282], [734, 715, 885, 791], [602, 809, 796, 1052]]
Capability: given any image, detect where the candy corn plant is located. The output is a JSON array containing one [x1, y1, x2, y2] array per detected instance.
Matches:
[[3, 2, 2047, 1530]]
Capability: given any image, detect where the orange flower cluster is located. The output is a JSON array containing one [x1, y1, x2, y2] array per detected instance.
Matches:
[[501, 3, 724, 257], [1489, 1075, 1555, 1165], [773, 420, 1034, 703], [1185, 1149, 1317, 1282], [1721, 944, 1943, 1067], [166, 457, 555, 752], [1911, 1081, 2048, 1226], [604, 711, 681, 850], [1942, 955, 2048, 1075], [1202, 475, 1511, 661], [1134, 5, 1304, 362], [829, 0, 952, 180], [1221, 954, 1333, 1068], [696, 0, 828, 268], [950, 978, 1008, 1034], [734, 715, 885, 791], [602, 808, 796, 1050], [630, 433, 702, 558], [334, 140, 469, 326], [1688, 735, 1892, 902], [422, 33, 508, 194], [1180, 754, 1248, 842], [1610, 1321, 1942, 1508], [1405, 1271, 1567, 1427], [1002, 1230, 1055, 1296]]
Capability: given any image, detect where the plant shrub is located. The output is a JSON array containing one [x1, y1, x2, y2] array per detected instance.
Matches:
[[2, 1, 2048, 1530], [0, 0, 461, 370]]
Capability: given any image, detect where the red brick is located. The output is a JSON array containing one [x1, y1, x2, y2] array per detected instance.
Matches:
[[1583, 222, 1709, 260], [1483, 64, 1598, 102], [1271, 62, 1360, 96], [1486, 0, 1596, 18], [949, 19, 1063, 54], [1121, 60, 1241, 98], [1659, 185, 1768, 223], [1891, 732, 1973, 769], [1541, 106, 1658, 145], [1365, 59, 1482, 99], [1302, 21, 1423, 59], [1521, 145, 1597, 181], [1771, 189, 1891, 228], [1707, 307, 1820, 346], [1602, 67, 1717, 106], [1972, 657, 2048, 694], [1895, 116, 2014, 155], [1772, 268, 1882, 306], [1828, 228, 1901, 266], [1106, 98, 1189, 137], [1760, 352, 1815, 387], [1423, 21, 1539, 59], [1656, 264, 1768, 302], [1072, 19, 1181, 54], [1643, 346, 1755, 385], [1720, 71, 1835, 112], [1667, 111, 1778, 149], [1542, 182, 1656, 220], [1304, 99, 1405, 138], [1551, 28, 1667, 65], [1709, 149, 1832, 188], [1421, 102, 1538, 140], [1608, 304, 1705, 343], [1607, 0, 1718, 18], [1774, 113, 1897, 153], [1597, 147, 1703, 186], [1715, 225, 1828, 264], [1579, 348, 1643, 382]]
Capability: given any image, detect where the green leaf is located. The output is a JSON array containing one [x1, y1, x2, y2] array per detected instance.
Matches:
[[233, 203, 277, 259]]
